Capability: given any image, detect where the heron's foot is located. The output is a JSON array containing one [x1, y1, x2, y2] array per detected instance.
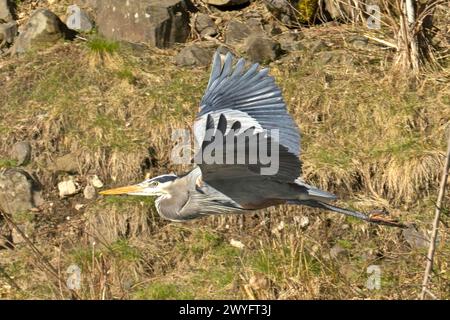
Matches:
[[367, 209, 406, 228]]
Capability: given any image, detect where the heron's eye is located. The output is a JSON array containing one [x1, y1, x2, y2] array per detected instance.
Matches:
[[149, 181, 159, 188]]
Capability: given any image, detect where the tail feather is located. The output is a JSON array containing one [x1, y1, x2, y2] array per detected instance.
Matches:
[[288, 199, 405, 228], [291, 180, 405, 227], [289, 199, 369, 221]]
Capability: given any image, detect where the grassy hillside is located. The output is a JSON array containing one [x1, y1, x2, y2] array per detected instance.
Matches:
[[0, 16, 449, 299]]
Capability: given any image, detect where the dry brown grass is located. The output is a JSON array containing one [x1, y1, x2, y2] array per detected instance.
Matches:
[[0, 22, 449, 299]]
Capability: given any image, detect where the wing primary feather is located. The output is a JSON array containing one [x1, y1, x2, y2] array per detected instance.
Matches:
[[222, 53, 233, 78], [205, 70, 268, 110], [207, 51, 222, 89], [231, 58, 245, 77]]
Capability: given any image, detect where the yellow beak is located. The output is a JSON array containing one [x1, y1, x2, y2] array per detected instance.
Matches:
[[99, 185, 144, 195]]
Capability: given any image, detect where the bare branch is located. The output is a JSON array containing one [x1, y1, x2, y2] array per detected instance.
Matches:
[[420, 131, 450, 299]]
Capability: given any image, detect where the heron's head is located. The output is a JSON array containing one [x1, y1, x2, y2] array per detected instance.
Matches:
[[99, 174, 178, 197]]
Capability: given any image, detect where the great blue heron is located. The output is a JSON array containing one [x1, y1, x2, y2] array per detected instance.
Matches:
[[100, 51, 403, 227]]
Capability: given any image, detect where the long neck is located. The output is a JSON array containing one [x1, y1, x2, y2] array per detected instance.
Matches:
[[155, 174, 193, 221]]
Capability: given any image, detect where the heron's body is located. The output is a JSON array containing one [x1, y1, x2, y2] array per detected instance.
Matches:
[[100, 51, 403, 227], [152, 167, 336, 222]]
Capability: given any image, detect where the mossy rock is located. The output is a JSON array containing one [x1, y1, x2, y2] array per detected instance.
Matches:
[[297, 0, 319, 23], [265, 0, 319, 26]]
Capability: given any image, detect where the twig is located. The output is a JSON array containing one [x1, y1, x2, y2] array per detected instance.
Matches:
[[364, 34, 398, 50], [420, 131, 450, 299]]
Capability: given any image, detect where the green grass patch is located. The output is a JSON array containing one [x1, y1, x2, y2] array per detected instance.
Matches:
[[103, 195, 155, 207], [87, 37, 120, 54], [109, 239, 141, 262], [0, 159, 17, 168], [116, 68, 135, 82]]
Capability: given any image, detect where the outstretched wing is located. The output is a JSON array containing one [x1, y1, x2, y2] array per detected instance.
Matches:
[[192, 51, 301, 202]]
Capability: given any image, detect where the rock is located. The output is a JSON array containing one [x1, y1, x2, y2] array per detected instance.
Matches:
[[58, 179, 81, 198], [294, 215, 309, 228], [225, 19, 265, 46], [66, 4, 94, 32], [54, 154, 79, 173], [0, 0, 13, 23], [194, 13, 217, 37], [83, 185, 96, 199], [263, 23, 282, 36], [402, 226, 429, 249], [229, 238, 245, 249], [74, 203, 85, 211], [245, 35, 282, 63], [316, 50, 353, 65], [97, 0, 195, 48], [0, 169, 43, 215], [276, 31, 305, 52], [245, 18, 265, 33], [11, 222, 35, 245], [330, 244, 347, 259], [0, 20, 17, 49], [264, 0, 298, 26], [203, 0, 249, 6], [11, 141, 31, 166], [175, 44, 213, 67], [11, 9, 75, 55], [308, 39, 329, 53], [90, 175, 104, 188], [348, 35, 368, 49], [224, 20, 251, 44]]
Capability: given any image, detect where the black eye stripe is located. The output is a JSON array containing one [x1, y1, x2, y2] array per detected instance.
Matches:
[[149, 175, 177, 184]]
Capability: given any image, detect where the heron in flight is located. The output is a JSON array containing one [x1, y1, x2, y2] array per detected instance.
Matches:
[[100, 51, 402, 227]]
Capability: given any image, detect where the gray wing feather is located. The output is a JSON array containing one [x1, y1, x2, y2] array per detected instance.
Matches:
[[198, 51, 300, 156], [193, 51, 302, 202]]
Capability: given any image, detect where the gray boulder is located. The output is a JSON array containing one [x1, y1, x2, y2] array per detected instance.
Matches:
[[276, 31, 305, 52], [66, 4, 94, 32], [97, 0, 195, 48], [194, 13, 217, 37], [0, 20, 17, 49], [0, 0, 13, 23], [11, 141, 31, 166], [11, 222, 35, 245], [224, 20, 251, 45], [402, 226, 429, 249], [53, 154, 79, 174], [264, 0, 298, 27], [83, 185, 97, 200], [0, 169, 43, 215], [203, 0, 249, 6], [175, 44, 212, 67], [308, 39, 330, 53], [245, 35, 282, 63], [225, 19, 265, 45], [11, 9, 75, 55]]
